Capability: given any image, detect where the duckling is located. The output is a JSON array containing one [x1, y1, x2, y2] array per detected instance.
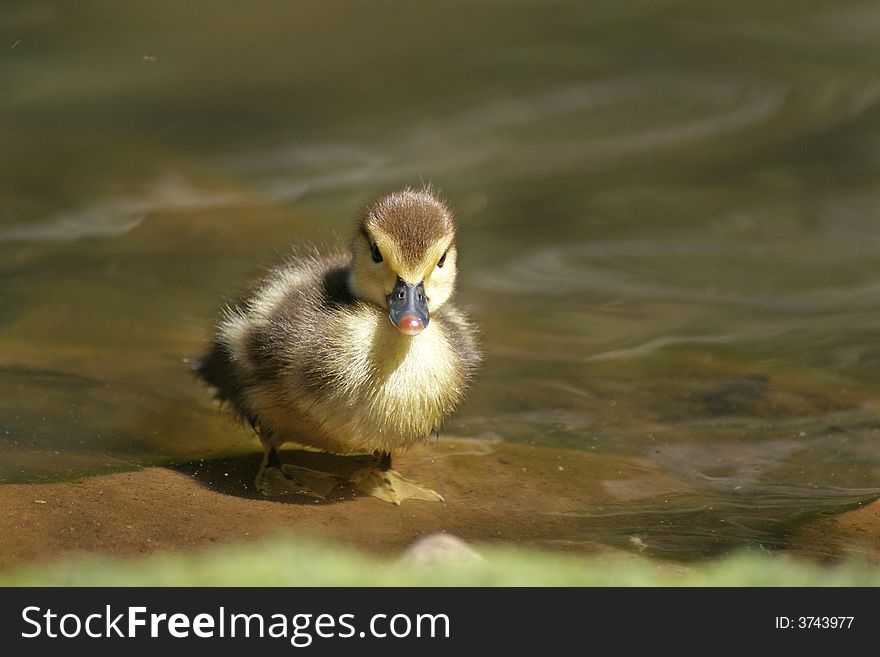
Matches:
[[196, 187, 481, 504]]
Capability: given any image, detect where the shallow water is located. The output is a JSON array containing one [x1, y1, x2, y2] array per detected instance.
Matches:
[[2, 1, 880, 560]]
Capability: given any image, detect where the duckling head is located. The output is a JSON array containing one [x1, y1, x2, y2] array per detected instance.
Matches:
[[348, 187, 458, 337]]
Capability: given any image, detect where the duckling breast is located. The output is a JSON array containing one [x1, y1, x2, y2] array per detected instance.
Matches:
[[212, 255, 479, 454], [292, 301, 472, 452]]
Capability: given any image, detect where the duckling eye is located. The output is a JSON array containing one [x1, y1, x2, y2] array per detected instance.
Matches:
[[370, 243, 383, 263], [437, 251, 447, 268]]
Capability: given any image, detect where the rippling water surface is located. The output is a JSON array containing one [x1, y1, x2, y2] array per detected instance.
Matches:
[[2, 1, 880, 559]]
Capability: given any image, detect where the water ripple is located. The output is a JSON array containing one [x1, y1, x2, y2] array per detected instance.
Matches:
[[214, 75, 789, 201], [0, 175, 244, 243], [475, 239, 880, 314]]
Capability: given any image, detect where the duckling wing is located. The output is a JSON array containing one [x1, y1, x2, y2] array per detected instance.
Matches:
[[195, 253, 352, 430]]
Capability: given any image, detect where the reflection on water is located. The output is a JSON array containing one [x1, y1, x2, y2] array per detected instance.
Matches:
[[2, 0, 880, 560]]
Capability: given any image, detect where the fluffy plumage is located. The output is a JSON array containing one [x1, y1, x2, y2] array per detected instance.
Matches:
[[197, 188, 480, 459]]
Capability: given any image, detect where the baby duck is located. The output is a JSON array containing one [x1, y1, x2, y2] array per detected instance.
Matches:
[[197, 187, 481, 504]]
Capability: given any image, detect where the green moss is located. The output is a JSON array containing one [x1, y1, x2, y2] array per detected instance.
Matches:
[[2, 535, 878, 587]]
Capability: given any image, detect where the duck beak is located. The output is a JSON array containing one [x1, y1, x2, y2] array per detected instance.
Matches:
[[388, 277, 429, 336]]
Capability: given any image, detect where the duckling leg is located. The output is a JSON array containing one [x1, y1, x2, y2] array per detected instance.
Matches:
[[350, 451, 445, 505], [255, 442, 340, 499]]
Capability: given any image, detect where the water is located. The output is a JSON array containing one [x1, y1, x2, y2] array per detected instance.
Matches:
[[2, 0, 880, 560]]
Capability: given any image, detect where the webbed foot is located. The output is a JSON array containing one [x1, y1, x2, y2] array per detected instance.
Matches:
[[255, 457, 340, 499], [350, 465, 444, 505]]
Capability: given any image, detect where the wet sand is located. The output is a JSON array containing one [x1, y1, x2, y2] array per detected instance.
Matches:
[[0, 439, 658, 570], [788, 498, 880, 563], [2, 436, 878, 571]]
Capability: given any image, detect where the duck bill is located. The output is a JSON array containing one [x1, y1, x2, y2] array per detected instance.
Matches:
[[388, 278, 429, 336]]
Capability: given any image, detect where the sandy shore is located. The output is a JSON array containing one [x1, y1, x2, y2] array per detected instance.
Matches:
[[788, 497, 880, 562], [3, 437, 877, 571], [0, 440, 627, 570]]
